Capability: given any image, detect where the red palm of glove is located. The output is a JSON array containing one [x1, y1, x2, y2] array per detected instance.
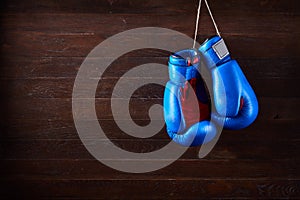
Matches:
[[180, 78, 210, 128]]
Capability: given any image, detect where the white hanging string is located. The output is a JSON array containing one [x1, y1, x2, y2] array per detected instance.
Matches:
[[193, 0, 221, 48], [193, 0, 202, 48], [204, 0, 221, 37]]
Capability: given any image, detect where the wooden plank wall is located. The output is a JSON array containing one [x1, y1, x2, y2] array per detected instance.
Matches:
[[0, 0, 299, 199]]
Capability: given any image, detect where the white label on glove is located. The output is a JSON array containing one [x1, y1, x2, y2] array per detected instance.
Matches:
[[212, 39, 229, 60]]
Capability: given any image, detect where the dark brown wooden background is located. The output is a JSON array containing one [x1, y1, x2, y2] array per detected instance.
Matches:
[[0, 0, 299, 199]]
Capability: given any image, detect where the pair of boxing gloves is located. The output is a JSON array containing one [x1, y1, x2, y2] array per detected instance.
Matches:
[[163, 36, 259, 146]]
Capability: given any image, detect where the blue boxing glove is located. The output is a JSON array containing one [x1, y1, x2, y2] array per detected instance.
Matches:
[[163, 49, 217, 146], [198, 36, 259, 130]]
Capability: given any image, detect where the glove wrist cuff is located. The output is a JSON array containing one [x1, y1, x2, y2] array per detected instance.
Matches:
[[168, 64, 200, 84], [199, 36, 231, 69], [168, 49, 200, 84]]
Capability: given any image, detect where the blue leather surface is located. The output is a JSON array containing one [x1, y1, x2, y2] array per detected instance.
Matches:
[[163, 49, 217, 146], [199, 36, 259, 130]]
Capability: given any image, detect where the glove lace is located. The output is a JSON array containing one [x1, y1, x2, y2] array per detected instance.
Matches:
[[193, 0, 221, 48]]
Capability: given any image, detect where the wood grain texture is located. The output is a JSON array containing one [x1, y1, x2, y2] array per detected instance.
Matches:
[[0, 56, 299, 79], [0, 78, 298, 98], [1, 30, 298, 58], [1, 98, 299, 120], [1, 180, 299, 199], [0, 120, 298, 140], [1, 0, 299, 14], [0, 138, 299, 160], [0, 0, 299, 199], [1, 159, 299, 180]]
